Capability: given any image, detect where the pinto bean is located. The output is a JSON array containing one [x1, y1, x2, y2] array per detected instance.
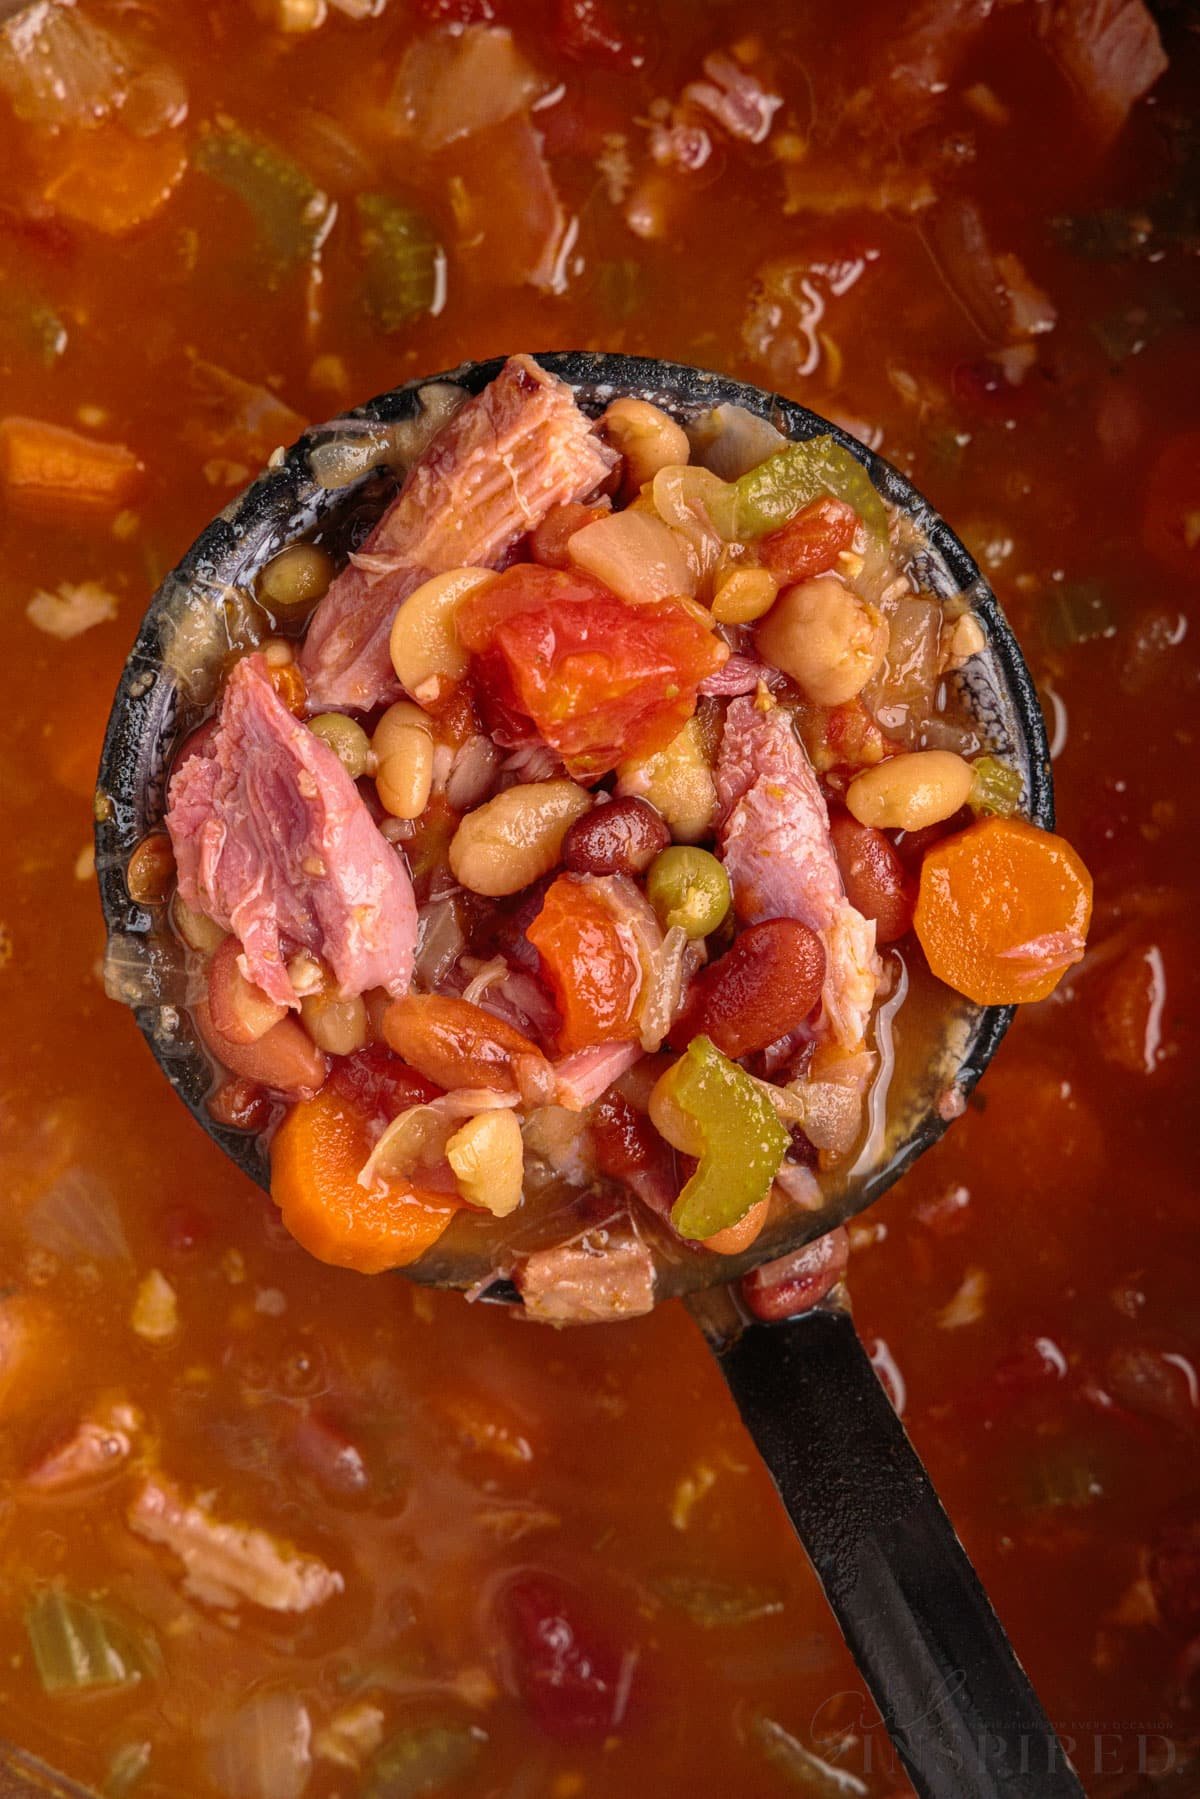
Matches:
[[382, 993, 548, 1093], [674, 918, 826, 1059], [194, 1000, 326, 1100], [562, 796, 671, 877], [829, 814, 915, 943], [207, 936, 288, 1045]]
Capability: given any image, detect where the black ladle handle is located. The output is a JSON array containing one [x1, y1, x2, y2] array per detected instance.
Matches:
[[709, 1306, 1084, 1799]]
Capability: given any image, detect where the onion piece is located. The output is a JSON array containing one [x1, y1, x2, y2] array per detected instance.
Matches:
[[567, 510, 698, 602], [205, 1694, 312, 1799], [686, 403, 787, 481], [413, 895, 467, 991], [390, 25, 545, 152]]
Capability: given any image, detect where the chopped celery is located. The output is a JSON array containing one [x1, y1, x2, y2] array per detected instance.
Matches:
[[752, 1715, 870, 1795], [364, 1721, 486, 1799], [25, 1589, 158, 1695], [968, 755, 1023, 818], [653, 1574, 785, 1627], [707, 435, 888, 551], [356, 194, 446, 332], [657, 1036, 789, 1242], [194, 124, 334, 275]]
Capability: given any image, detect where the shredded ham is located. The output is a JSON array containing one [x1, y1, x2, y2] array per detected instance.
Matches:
[[682, 52, 782, 145], [517, 1222, 655, 1324], [554, 1042, 644, 1111], [128, 1476, 343, 1612]]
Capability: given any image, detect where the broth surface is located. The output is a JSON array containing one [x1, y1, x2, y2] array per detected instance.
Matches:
[[1, 2, 1197, 1792]]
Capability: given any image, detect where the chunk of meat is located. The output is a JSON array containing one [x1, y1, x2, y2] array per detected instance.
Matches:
[[299, 356, 618, 711], [167, 655, 417, 1008], [699, 654, 770, 698], [517, 1225, 655, 1323], [1043, 0, 1167, 143], [128, 1476, 343, 1612], [553, 1041, 645, 1111], [716, 697, 879, 1048]]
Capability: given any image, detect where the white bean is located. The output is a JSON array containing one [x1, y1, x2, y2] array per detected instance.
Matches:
[[846, 750, 975, 831]]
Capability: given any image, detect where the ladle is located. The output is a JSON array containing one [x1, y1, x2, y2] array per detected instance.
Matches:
[[95, 352, 1083, 1799]]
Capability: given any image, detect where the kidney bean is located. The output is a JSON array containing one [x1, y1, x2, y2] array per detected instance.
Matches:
[[741, 1226, 850, 1322], [592, 1090, 677, 1222], [206, 1076, 271, 1133], [829, 813, 915, 943], [194, 1000, 326, 1100], [562, 795, 671, 877], [501, 1572, 630, 1742], [674, 918, 825, 1059]]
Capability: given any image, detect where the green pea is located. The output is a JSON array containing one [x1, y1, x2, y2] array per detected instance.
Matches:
[[646, 846, 731, 939], [257, 542, 334, 614], [309, 712, 371, 780]]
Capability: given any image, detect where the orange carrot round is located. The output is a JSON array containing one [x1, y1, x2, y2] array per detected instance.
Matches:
[[914, 816, 1092, 1005], [270, 1087, 461, 1275]]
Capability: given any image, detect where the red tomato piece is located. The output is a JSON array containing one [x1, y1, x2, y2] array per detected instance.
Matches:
[[527, 876, 641, 1053], [758, 496, 859, 584], [457, 564, 726, 777], [501, 1572, 630, 1742]]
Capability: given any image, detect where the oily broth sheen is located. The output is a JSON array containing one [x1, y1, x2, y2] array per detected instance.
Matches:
[[1, 1, 1198, 1793]]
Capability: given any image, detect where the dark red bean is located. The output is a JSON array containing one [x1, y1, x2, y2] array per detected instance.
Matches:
[[829, 813, 915, 943], [741, 1227, 849, 1322], [674, 917, 826, 1059], [501, 1572, 631, 1742], [562, 796, 670, 877], [205, 1077, 271, 1134]]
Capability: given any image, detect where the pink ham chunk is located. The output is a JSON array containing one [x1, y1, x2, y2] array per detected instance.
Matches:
[[166, 654, 417, 1007], [299, 354, 619, 712], [516, 1224, 656, 1324], [716, 697, 879, 1049]]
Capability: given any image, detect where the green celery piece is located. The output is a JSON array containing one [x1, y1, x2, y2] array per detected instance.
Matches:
[[707, 435, 888, 550], [653, 1573, 785, 1627], [969, 755, 1023, 818], [356, 194, 446, 332], [194, 124, 334, 274], [25, 1590, 158, 1696], [666, 1036, 789, 1242], [364, 1722, 486, 1799]]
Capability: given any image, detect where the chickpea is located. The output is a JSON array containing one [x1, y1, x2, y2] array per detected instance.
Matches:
[[601, 397, 691, 494], [173, 894, 225, 955], [448, 780, 591, 897], [388, 567, 493, 703], [446, 1109, 525, 1217], [711, 566, 778, 626], [257, 542, 334, 614], [754, 575, 888, 706], [846, 750, 975, 832], [309, 712, 371, 780], [615, 716, 716, 845], [300, 991, 368, 1057]]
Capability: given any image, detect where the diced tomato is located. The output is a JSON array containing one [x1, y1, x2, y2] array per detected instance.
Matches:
[[501, 1572, 631, 1742], [457, 564, 726, 777], [758, 496, 859, 584], [329, 1044, 442, 1127], [527, 876, 641, 1053]]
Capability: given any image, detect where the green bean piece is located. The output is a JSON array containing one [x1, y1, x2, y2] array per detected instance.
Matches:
[[646, 846, 731, 939], [309, 712, 371, 780], [357, 193, 446, 332], [194, 125, 334, 277]]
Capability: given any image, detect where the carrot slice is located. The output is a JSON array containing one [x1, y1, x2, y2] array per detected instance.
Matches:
[[270, 1086, 462, 1274], [914, 816, 1092, 1005], [40, 125, 188, 237], [0, 416, 143, 518]]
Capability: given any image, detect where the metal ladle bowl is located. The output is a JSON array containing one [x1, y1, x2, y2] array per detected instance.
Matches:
[[95, 353, 1079, 1799]]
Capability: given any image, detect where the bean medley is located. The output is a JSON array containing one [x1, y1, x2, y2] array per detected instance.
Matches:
[[1, 0, 1195, 1793], [140, 357, 1090, 1307]]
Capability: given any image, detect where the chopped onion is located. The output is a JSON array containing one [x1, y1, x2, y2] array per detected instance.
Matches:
[[205, 1694, 312, 1799], [390, 26, 545, 152], [358, 1104, 452, 1191], [413, 895, 467, 991], [25, 1165, 130, 1263], [0, 1, 128, 128], [637, 924, 689, 1053], [567, 509, 698, 602], [686, 403, 786, 481], [444, 734, 501, 810], [650, 464, 726, 586]]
